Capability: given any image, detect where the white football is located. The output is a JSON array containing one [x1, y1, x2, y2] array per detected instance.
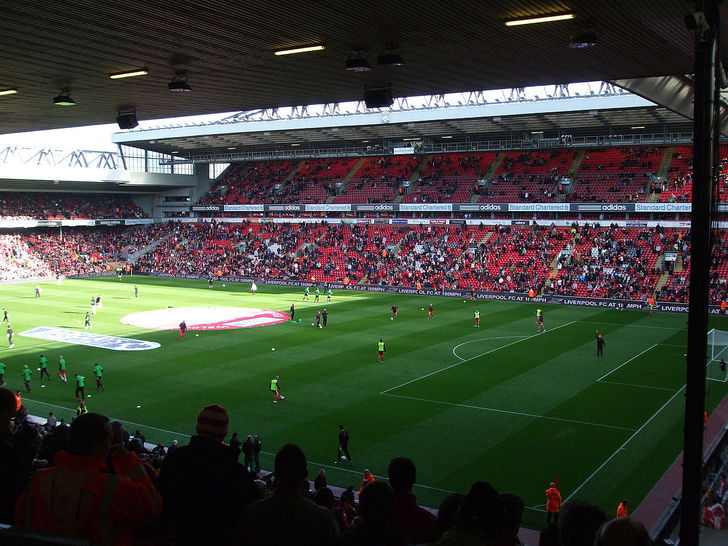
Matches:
[[340, 455, 347, 461], [421, 307, 424, 311], [195, 334, 199, 337], [222, 283, 226, 287], [271, 348, 276, 351], [390, 317, 393, 320]]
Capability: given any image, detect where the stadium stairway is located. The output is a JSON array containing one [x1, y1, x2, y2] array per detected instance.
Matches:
[[326, 157, 368, 203], [653, 270, 670, 295], [561, 149, 585, 200], [656, 146, 676, 179], [396, 154, 431, 203], [273, 160, 306, 197], [470, 152, 506, 202], [126, 233, 174, 264]]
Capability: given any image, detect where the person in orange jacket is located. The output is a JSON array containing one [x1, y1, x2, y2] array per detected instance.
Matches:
[[545, 481, 561, 524], [358, 468, 376, 495], [616, 499, 629, 518], [16, 412, 162, 545]]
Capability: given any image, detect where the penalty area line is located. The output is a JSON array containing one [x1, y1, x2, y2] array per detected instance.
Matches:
[[565, 384, 686, 503], [380, 321, 576, 395], [595, 344, 659, 383]]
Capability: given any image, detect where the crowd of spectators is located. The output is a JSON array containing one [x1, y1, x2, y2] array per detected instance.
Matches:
[[0, 390, 659, 546], [0, 221, 711, 305], [0, 193, 146, 220]]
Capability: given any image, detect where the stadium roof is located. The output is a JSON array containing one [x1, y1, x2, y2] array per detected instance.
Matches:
[[0, 0, 711, 135]]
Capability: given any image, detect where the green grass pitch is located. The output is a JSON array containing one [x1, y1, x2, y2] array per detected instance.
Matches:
[[2, 276, 727, 529]]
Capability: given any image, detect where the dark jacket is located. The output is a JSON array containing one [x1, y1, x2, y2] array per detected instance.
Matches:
[[159, 434, 258, 546]]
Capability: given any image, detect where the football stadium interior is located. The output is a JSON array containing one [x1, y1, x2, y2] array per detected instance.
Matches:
[[1, 1, 728, 545]]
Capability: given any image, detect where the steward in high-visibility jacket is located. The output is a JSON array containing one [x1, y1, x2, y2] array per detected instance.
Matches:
[[15, 413, 162, 546], [545, 482, 562, 524]]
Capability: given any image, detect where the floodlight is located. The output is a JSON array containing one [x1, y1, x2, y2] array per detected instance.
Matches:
[[53, 89, 76, 106], [345, 51, 372, 72], [168, 71, 192, 92]]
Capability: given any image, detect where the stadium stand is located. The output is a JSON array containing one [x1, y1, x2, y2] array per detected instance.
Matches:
[[0, 194, 145, 220]]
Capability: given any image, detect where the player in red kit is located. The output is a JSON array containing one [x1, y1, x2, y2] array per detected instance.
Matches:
[[428, 304, 434, 319], [179, 320, 187, 341]]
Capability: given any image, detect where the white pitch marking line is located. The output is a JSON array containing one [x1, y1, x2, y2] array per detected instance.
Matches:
[[565, 384, 686, 502], [452, 336, 529, 361], [595, 344, 659, 383], [599, 380, 675, 392], [380, 321, 577, 395], [382, 393, 636, 432]]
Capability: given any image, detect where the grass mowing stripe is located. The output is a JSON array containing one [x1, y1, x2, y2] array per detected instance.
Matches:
[[599, 380, 675, 392], [380, 320, 577, 395], [382, 393, 636, 432], [564, 385, 686, 502], [596, 344, 659, 382]]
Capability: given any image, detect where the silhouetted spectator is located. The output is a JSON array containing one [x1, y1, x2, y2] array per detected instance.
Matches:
[[0, 387, 26, 524], [159, 404, 258, 546], [238, 443, 338, 546], [495, 492, 524, 546], [334, 481, 410, 546], [437, 481, 505, 545], [558, 500, 607, 546], [314, 468, 328, 491], [387, 456, 438, 544], [594, 517, 652, 546], [435, 493, 464, 537]]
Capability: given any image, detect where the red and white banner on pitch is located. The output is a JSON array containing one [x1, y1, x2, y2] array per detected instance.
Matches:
[[121, 307, 290, 330]]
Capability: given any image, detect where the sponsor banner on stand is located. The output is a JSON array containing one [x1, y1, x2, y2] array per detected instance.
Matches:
[[509, 203, 569, 212], [306, 204, 352, 212], [392, 218, 409, 224], [354, 204, 398, 212], [268, 204, 304, 212], [450, 219, 466, 225], [36, 220, 63, 227], [111, 273, 702, 314], [224, 204, 264, 212], [192, 205, 222, 212], [634, 203, 692, 213], [573, 203, 631, 212], [626, 221, 648, 227], [399, 203, 453, 212], [430, 219, 447, 224], [456, 203, 508, 212], [95, 219, 124, 226], [372, 218, 390, 224], [511, 220, 530, 225], [125, 218, 154, 225]]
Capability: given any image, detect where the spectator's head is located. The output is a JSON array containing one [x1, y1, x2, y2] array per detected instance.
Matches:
[[0, 386, 16, 433], [500, 492, 524, 538], [558, 500, 607, 546], [456, 481, 505, 542], [594, 517, 651, 546], [274, 443, 308, 489], [359, 481, 396, 528], [195, 404, 229, 442], [436, 493, 464, 535], [69, 412, 112, 457], [539, 523, 559, 546], [313, 486, 336, 509], [387, 456, 417, 493]]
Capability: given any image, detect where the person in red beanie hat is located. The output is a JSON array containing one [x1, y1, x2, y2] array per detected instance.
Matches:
[[159, 404, 259, 546]]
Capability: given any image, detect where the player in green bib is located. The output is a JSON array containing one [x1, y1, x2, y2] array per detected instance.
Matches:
[[75, 374, 86, 400], [327, 289, 333, 302], [0, 361, 6, 385], [39, 354, 51, 381], [377, 339, 386, 362], [314, 288, 320, 303], [58, 355, 67, 383], [270, 376, 284, 403], [93, 363, 105, 391], [474, 309, 480, 328], [22, 365, 32, 393], [536, 309, 545, 333], [303, 287, 310, 301]]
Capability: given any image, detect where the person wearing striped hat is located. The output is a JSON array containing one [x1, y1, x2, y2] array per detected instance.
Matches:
[[159, 404, 259, 546]]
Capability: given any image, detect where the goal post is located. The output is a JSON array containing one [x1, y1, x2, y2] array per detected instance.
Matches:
[[707, 328, 728, 382]]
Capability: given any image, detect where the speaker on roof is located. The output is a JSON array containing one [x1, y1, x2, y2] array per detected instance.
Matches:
[[116, 111, 139, 130], [364, 84, 393, 109]]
